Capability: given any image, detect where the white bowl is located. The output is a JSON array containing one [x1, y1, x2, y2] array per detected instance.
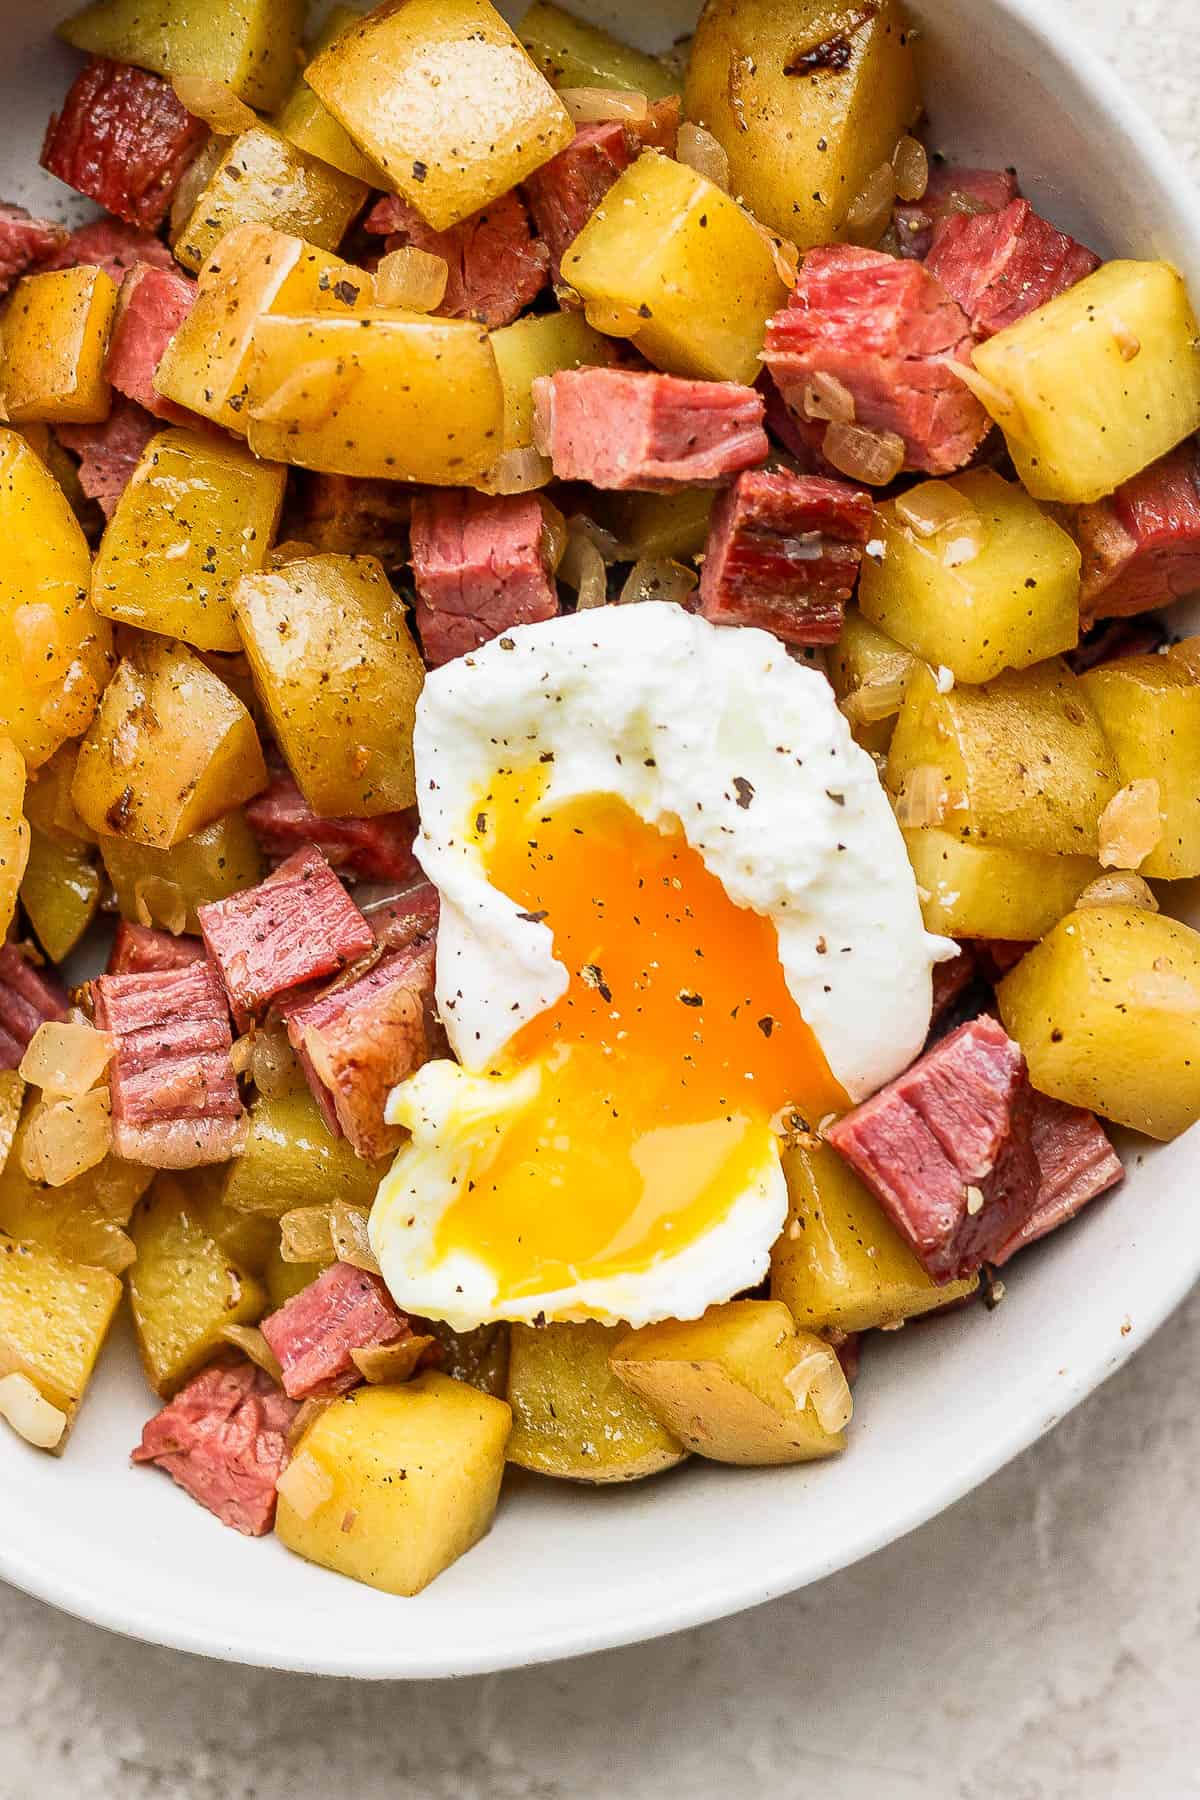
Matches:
[[1, 0, 1197, 1680]]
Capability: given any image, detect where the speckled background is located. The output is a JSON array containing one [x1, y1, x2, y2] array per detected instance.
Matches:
[[2, 4, 1199, 1796]]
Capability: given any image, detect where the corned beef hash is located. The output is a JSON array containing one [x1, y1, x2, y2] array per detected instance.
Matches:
[[0, 0, 1197, 1598]]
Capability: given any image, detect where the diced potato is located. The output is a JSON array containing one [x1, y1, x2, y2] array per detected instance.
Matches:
[[859, 471, 1081, 684], [518, 1, 678, 97], [0, 431, 113, 770], [0, 1099, 151, 1275], [128, 1175, 267, 1396], [886, 660, 1119, 858], [58, 0, 303, 108], [221, 1090, 387, 1220], [506, 1321, 686, 1482], [172, 126, 368, 276], [305, 0, 574, 233], [828, 609, 916, 754], [276, 1373, 512, 1595], [100, 809, 262, 933], [0, 737, 28, 941], [73, 640, 267, 848], [0, 1072, 23, 1175], [2, 267, 119, 425], [684, 0, 919, 245], [234, 553, 423, 816], [274, 7, 384, 185], [245, 311, 505, 484], [902, 827, 1098, 941], [591, 488, 715, 563], [562, 151, 788, 384], [16, 421, 93, 522], [90, 428, 287, 653], [970, 261, 1200, 504], [0, 1233, 121, 1443], [263, 1241, 326, 1309], [178, 1167, 276, 1275], [20, 827, 100, 963], [23, 743, 95, 847], [491, 311, 620, 461], [421, 1319, 511, 1399], [1077, 656, 1200, 879], [612, 1300, 847, 1465], [772, 1141, 978, 1334]]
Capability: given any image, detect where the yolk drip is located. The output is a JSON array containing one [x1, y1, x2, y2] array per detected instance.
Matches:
[[433, 768, 847, 1299]]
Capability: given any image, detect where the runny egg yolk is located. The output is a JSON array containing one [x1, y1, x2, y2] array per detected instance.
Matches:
[[433, 765, 847, 1300]]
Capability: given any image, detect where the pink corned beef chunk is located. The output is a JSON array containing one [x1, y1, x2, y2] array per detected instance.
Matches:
[[132, 1357, 298, 1536], [925, 198, 1100, 339], [57, 396, 159, 517], [365, 187, 548, 329], [895, 163, 1019, 259], [260, 1263, 412, 1400], [245, 769, 420, 884], [993, 1095, 1122, 1265], [0, 946, 69, 1070], [107, 921, 205, 977], [91, 957, 245, 1167], [764, 245, 989, 477], [106, 262, 195, 419], [0, 202, 67, 294], [928, 945, 977, 1032], [535, 368, 768, 491], [699, 469, 872, 645], [41, 56, 207, 230], [524, 97, 680, 281], [39, 217, 177, 282], [826, 1015, 1038, 1282], [197, 847, 375, 1029], [409, 490, 559, 666], [1075, 441, 1200, 623]]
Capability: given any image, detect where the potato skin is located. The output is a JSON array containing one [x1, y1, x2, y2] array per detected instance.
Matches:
[[59, 0, 304, 109], [99, 810, 263, 934], [173, 126, 368, 276], [506, 1320, 686, 1483], [519, 1, 680, 98]]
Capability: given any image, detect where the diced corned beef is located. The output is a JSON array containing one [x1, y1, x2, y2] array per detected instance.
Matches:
[[973, 940, 1032, 982], [299, 472, 410, 562], [56, 395, 159, 517], [359, 879, 439, 952], [245, 770, 421, 884], [536, 368, 768, 491], [929, 945, 978, 1030], [260, 1262, 412, 1400], [764, 245, 990, 478], [993, 1095, 1123, 1265], [698, 469, 872, 646], [365, 187, 548, 329], [0, 202, 67, 295], [41, 57, 207, 230], [409, 490, 559, 666], [926, 199, 1100, 340], [105, 263, 195, 420], [38, 217, 176, 281], [197, 846, 375, 1030], [523, 97, 681, 282], [1075, 441, 1200, 624], [826, 1015, 1038, 1283], [758, 369, 826, 469], [107, 921, 205, 976], [91, 958, 245, 1167], [1068, 614, 1168, 674], [896, 163, 1020, 260], [0, 945, 69, 1071], [132, 1357, 298, 1536]]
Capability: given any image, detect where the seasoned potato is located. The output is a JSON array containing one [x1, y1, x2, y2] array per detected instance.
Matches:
[[562, 151, 788, 384], [58, 0, 303, 108], [222, 1090, 387, 1220], [276, 1374, 512, 1595], [506, 1321, 686, 1482], [2, 266, 118, 424], [519, 1, 679, 97], [245, 311, 505, 484], [886, 660, 1119, 858], [0, 1072, 23, 1174], [998, 906, 1200, 1140], [1078, 656, 1200, 879], [902, 828, 1098, 941], [490, 311, 620, 465], [593, 488, 715, 563], [828, 609, 915, 754], [275, 7, 384, 185], [23, 743, 95, 847], [859, 471, 1081, 684], [73, 640, 267, 848], [0, 738, 28, 941], [90, 428, 287, 653], [612, 1300, 847, 1465], [234, 553, 424, 816], [179, 1168, 276, 1276], [20, 827, 100, 963], [263, 1241, 326, 1309], [100, 809, 262, 934], [684, 0, 919, 245], [421, 1320, 511, 1399], [305, 0, 574, 232], [0, 1233, 121, 1445], [128, 1176, 267, 1396], [0, 1100, 151, 1275], [172, 126, 368, 276], [0, 430, 113, 769], [772, 1142, 978, 1334], [970, 261, 1200, 504]]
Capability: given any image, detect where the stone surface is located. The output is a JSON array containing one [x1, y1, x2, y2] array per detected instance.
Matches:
[[3, 5, 1200, 1796]]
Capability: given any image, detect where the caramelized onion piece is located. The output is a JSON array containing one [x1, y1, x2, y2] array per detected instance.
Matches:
[[19, 1020, 114, 1099], [279, 1206, 335, 1265], [0, 1373, 66, 1450], [276, 1449, 333, 1518], [478, 446, 552, 495], [893, 764, 954, 829], [27, 1088, 112, 1187], [1076, 872, 1159, 912], [802, 370, 856, 424], [350, 1335, 436, 1384], [823, 422, 905, 486], [330, 1202, 380, 1275], [617, 557, 698, 608], [1098, 778, 1163, 870], [374, 245, 448, 313], [677, 120, 730, 190], [891, 134, 929, 203], [220, 1322, 283, 1383], [559, 86, 649, 123], [784, 1346, 853, 1433], [846, 161, 897, 246], [559, 530, 609, 610], [171, 76, 256, 134]]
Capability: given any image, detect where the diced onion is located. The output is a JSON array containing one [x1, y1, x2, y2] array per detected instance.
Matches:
[[133, 877, 189, 936], [28, 1089, 111, 1188], [538, 495, 569, 572], [220, 1322, 283, 1383], [583, 297, 644, 338], [1130, 963, 1200, 1012], [1111, 317, 1141, 362], [1098, 778, 1163, 870], [286, 1396, 332, 1451], [374, 245, 448, 313], [841, 657, 910, 726], [276, 1449, 333, 1519], [1076, 872, 1159, 912], [171, 75, 257, 134], [565, 512, 626, 563], [0, 1373, 66, 1451], [677, 121, 730, 190], [331, 1202, 380, 1274], [801, 370, 856, 424], [895, 483, 979, 540], [559, 86, 649, 123], [477, 447, 552, 495], [891, 135, 930, 203], [893, 764, 953, 829], [250, 1022, 305, 1099], [946, 188, 991, 218], [230, 1033, 255, 1077], [350, 1334, 435, 1384], [39, 662, 99, 740], [280, 1206, 335, 1265], [618, 557, 698, 608], [823, 422, 905, 486], [783, 1346, 853, 1434], [846, 161, 897, 247], [19, 1020, 114, 1099], [559, 531, 609, 611]]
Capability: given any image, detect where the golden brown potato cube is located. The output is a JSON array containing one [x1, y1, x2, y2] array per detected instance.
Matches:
[[274, 6, 385, 185], [20, 827, 100, 963], [421, 1320, 510, 1399], [2, 266, 119, 424], [490, 310, 620, 471], [245, 310, 505, 484], [222, 1090, 387, 1220], [90, 428, 286, 652], [0, 430, 113, 769], [73, 639, 267, 848], [0, 1233, 121, 1446], [859, 471, 1081, 684], [886, 660, 1119, 858], [263, 1241, 327, 1309], [1077, 656, 1200, 879], [828, 609, 916, 754], [612, 1300, 848, 1465], [902, 828, 1098, 941], [0, 1097, 150, 1276], [0, 1071, 23, 1175], [593, 488, 715, 563], [519, 1, 679, 97], [998, 906, 1200, 1140], [172, 126, 368, 276], [59, 0, 303, 108], [275, 1373, 512, 1595], [506, 1321, 686, 1482], [100, 808, 262, 934], [684, 0, 919, 245], [234, 553, 423, 816], [128, 1175, 267, 1396], [23, 743, 95, 847], [305, 0, 573, 232], [562, 151, 788, 385], [0, 737, 28, 941]]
